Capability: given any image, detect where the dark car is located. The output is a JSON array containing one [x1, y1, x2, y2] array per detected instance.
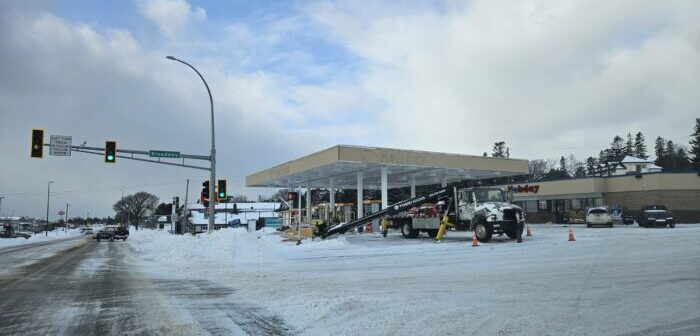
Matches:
[[0, 224, 31, 239], [638, 205, 675, 228], [95, 226, 129, 241]]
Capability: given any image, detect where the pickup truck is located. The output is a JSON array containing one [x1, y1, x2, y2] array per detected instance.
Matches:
[[95, 226, 129, 241]]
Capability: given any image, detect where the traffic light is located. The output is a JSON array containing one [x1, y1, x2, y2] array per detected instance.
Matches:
[[201, 180, 210, 207], [105, 141, 116, 163], [217, 179, 227, 199], [30, 129, 44, 158]]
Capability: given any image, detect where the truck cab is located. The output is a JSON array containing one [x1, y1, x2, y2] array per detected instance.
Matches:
[[457, 187, 525, 242]]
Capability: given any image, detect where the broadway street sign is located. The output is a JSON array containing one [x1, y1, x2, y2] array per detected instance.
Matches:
[[149, 150, 181, 158]]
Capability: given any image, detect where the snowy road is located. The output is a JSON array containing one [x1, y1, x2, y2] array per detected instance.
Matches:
[[0, 235, 292, 336]]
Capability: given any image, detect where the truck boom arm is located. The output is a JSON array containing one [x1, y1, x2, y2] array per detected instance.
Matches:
[[322, 182, 467, 238]]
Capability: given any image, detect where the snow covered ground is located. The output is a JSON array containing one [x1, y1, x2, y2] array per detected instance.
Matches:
[[0, 228, 82, 249], [128, 224, 700, 335]]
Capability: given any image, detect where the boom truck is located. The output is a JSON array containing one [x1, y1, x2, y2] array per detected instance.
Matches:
[[321, 183, 526, 243]]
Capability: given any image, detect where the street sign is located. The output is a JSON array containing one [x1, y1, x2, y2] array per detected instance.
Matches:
[[149, 150, 180, 158], [49, 135, 72, 156]]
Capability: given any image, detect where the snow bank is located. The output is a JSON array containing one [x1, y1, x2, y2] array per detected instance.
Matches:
[[0, 229, 82, 249], [127, 228, 350, 268]]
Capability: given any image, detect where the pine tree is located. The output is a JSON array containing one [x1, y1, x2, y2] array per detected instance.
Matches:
[[599, 150, 609, 164], [625, 133, 634, 157], [665, 140, 676, 170], [609, 135, 625, 162], [559, 156, 567, 173], [654, 137, 665, 166], [585, 156, 597, 175], [492, 141, 506, 158], [633, 131, 648, 159], [676, 148, 690, 170], [690, 118, 700, 169]]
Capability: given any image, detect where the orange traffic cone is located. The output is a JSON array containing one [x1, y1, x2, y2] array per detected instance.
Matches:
[[472, 231, 479, 247], [526, 224, 532, 237], [568, 225, 576, 241]]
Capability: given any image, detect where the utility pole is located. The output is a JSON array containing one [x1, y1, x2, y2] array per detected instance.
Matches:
[[166, 56, 216, 234], [46, 181, 53, 236], [0, 196, 4, 218], [65, 203, 70, 232], [183, 179, 189, 234]]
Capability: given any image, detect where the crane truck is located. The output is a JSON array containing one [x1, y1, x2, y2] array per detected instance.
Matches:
[[322, 183, 525, 243]]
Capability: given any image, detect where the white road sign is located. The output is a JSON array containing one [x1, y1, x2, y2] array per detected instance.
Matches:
[[49, 135, 72, 156]]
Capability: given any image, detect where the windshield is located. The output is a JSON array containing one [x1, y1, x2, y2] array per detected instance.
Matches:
[[589, 209, 607, 214], [473, 189, 506, 202]]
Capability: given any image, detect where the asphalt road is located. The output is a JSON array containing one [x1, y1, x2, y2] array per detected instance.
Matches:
[[0, 236, 291, 336]]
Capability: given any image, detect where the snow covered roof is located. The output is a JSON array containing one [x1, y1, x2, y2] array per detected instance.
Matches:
[[621, 156, 653, 164]]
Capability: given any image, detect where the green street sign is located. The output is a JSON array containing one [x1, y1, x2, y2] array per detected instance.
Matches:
[[149, 150, 181, 158]]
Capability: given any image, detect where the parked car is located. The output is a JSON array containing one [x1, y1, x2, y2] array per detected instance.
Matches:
[[0, 224, 31, 239], [95, 226, 129, 241], [638, 205, 675, 228], [80, 227, 93, 235], [586, 207, 613, 228]]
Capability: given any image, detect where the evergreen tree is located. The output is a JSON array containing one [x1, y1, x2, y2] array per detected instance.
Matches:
[[676, 148, 690, 170], [559, 156, 568, 173], [664, 140, 676, 170], [633, 131, 648, 159], [492, 141, 506, 158], [574, 166, 586, 177], [599, 150, 609, 164], [654, 136, 665, 166], [690, 118, 700, 169], [609, 135, 625, 162], [585, 156, 597, 175], [625, 132, 634, 157]]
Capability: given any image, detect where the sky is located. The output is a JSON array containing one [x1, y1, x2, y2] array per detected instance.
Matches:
[[1, 0, 698, 219]]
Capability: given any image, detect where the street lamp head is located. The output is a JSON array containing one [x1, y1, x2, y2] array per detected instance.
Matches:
[[166, 55, 176, 60]]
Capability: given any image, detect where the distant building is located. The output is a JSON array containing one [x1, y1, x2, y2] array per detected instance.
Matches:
[[614, 156, 663, 175], [186, 202, 281, 233]]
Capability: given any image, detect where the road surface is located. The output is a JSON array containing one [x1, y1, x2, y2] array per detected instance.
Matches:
[[0, 236, 291, 336]]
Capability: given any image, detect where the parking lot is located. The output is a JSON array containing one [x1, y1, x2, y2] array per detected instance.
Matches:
[[125, 223, 700, 336]]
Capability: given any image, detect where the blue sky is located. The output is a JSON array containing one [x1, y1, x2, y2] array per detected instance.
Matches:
[[1, 0, 698, 218]]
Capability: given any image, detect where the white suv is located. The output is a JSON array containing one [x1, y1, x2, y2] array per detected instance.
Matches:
[[586, 207, 613, 228]]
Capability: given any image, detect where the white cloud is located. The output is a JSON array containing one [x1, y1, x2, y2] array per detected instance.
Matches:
[[306, 0, 700, 159], [138, 0, 206, 38]]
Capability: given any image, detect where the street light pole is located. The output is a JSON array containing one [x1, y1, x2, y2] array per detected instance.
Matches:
[[46, 181, 53, 236], [65, 203, 70, 232], [0, 196, 5, 218], [166, 55, 216, 234]]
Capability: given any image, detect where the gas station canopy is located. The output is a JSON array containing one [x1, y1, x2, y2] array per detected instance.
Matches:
[[246, 145, 529, 189]]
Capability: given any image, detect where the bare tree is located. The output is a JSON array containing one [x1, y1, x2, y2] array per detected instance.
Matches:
[[113, 191, 159, 230]]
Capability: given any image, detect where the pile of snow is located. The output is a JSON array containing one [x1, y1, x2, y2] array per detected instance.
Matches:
[[127, 228, 350, 268], [0, 229, 82, 249]]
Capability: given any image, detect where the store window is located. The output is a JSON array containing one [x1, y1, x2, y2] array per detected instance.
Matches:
[[525, 200, 537, 212], [594, 198, 604, 207], [571, 199, 583, 210]]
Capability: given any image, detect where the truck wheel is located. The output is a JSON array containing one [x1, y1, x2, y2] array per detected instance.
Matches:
[[473, 217, 492, 242], [401, 222, 419, 239], [426, 229, 438, 238]]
